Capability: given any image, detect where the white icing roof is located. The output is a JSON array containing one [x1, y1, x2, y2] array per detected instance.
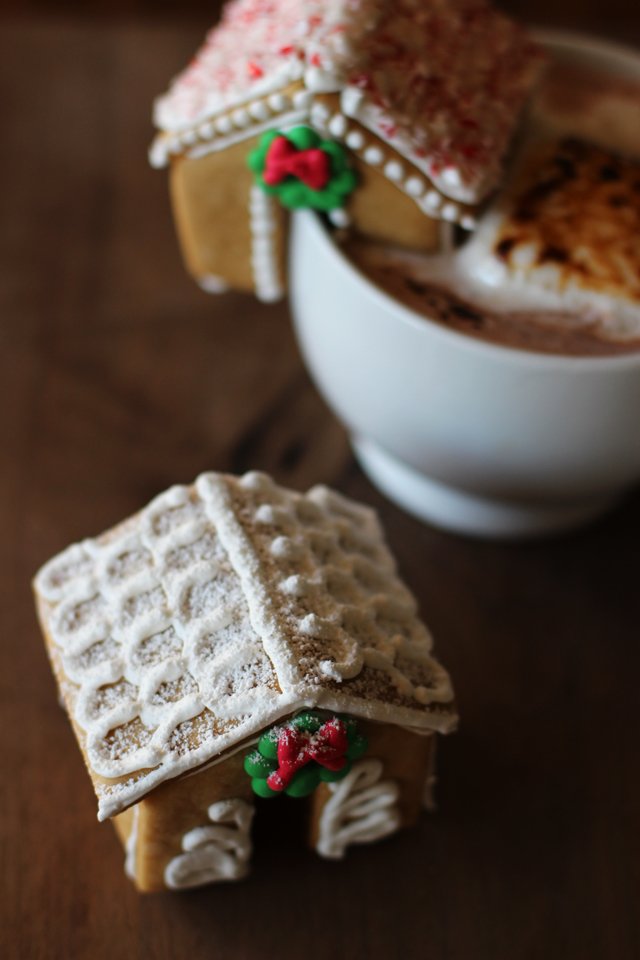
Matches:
[[35, 472, 456, 820], [152, 0, 542, 203]]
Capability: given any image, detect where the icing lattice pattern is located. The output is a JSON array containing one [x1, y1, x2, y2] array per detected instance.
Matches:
[[35, 472, 455, 819], [221, 472, 453, 710]]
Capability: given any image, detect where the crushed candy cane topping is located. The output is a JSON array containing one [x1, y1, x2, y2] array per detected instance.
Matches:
[[154, 0, 542, 202]]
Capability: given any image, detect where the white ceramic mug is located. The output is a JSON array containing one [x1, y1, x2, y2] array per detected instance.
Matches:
[[289, 33, 640, 539]]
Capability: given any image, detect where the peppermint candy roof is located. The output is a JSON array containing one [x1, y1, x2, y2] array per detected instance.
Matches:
[[34, 471, 456, 820], [153, 0, 542, 203]]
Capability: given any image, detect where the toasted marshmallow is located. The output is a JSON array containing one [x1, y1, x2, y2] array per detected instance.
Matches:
[[457, 137, 640, 340]]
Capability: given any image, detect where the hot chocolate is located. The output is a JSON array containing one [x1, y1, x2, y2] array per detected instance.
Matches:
[[341, 55, 640, 357], [345, 238, 640, 357]]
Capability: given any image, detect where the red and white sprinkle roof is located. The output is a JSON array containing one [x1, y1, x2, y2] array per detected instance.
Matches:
[[154, 0, 542, 203], [154, 0, 345, 132]]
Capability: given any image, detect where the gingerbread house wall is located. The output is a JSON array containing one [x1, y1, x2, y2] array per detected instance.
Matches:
[[308, 721, 435, 856], [113, 720, 435, 892], [167, 116, 455, 301], [346, 157, 442, 252], [170, 139, 288, 298], [113, 752, 253, 893], [311, 92, 445, 253]]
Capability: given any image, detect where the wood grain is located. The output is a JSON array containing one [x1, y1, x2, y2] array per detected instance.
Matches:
[[1, 10, 639, 960]]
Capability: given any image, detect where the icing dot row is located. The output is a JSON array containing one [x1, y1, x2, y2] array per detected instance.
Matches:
[[249, 186, 283, 303], [313, 108, 477, 231], [149, 86, 314, 169]]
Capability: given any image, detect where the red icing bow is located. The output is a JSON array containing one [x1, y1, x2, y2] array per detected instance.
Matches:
[[266, 718, 348, 792], [263, 135, 331, 191]]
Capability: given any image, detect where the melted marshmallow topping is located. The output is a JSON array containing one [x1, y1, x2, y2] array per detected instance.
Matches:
[[457, 137, 640, 339]]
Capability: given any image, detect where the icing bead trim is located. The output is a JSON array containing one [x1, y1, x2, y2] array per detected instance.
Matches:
[[328, 208, 350, 229], [249, 186, 284, 303], [268, 92, 291, 112], [215, 115, 234, 135], [442, 202, 461, 222], [405, 176, 425, 198], [149, 96, 476, 232], [152, 0, 541, 205], [164, 798, 254, 889], [316, 759, 401, 859], [384, 160, 404, 182], [292, 89, 313, 111], [149, 87, 313, 169], [364, 146, 383, 166], [345, 130, 364, 151], [315, 111, 475, 230]]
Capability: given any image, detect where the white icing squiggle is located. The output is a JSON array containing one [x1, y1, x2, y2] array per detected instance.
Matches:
[[249, 185, 284, 302], [316, 759, 401, 859], [164, 798, 254, 889]]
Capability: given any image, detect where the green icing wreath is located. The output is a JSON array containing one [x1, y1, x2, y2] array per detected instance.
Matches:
[[243, 711, 368, 798], [247, 126, 358, 211]]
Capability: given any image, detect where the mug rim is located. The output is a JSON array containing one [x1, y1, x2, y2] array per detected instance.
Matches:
[[295, 29, 640, 372]]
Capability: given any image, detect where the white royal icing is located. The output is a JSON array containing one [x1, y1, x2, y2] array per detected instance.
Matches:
[[316, 110, 473, 229], [35, 471, 456, 820], [152, 0, 540, 205], [164, 798, 254, 889], [316, 759, 401, 859], [249, 185, 284, 302]]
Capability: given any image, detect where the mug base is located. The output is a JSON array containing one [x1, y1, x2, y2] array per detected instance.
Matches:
[[353, 436, 617, 540]]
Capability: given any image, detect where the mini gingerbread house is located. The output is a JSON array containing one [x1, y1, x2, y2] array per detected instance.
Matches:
[[34, 471, 457, 892], [150, 0, 541, 301]]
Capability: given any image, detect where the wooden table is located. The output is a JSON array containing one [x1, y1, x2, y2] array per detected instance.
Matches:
[[2, 11, 639, 960]]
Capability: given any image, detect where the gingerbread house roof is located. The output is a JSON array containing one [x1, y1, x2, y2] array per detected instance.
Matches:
[[34, 472, 456, 821], [150, 0, 542, 209]]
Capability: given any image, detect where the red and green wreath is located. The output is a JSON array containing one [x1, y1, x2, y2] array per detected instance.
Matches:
[[247, 126, 357, 211], [244, 711, 368, 798]]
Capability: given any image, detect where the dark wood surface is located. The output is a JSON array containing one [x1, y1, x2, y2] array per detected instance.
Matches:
[[2, 8, 639, 960]]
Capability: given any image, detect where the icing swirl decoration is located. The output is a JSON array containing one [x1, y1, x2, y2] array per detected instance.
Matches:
[[248, 126, 357, 211], [244, 711, 368, 798]]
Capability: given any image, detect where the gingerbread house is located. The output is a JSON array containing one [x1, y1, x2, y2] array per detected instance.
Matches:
[[150, 0, 542, 301], [33, 471, 457, 892]]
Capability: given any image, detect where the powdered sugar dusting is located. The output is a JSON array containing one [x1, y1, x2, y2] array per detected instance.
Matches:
[[34, 471, 456, 820], [215, 475, 454, 710], [35, 482, 287, 819]]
